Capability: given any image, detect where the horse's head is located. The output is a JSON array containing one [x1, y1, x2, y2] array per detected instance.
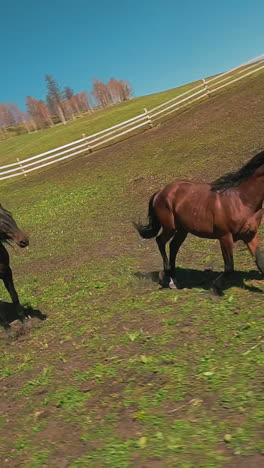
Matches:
[[0, 204, 29, 248]]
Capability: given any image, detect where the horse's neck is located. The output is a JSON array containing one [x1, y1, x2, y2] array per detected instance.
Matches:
[[239, 173, 264, 208]]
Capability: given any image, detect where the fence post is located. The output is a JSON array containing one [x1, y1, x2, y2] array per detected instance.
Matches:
[[202, 78, 210, 97], [144, 108, 153, 128], [82, 133, 92, 153], [16, 158, 27, 177]]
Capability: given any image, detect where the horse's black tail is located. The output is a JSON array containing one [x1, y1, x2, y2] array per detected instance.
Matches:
[[133, 192, 161, 239]]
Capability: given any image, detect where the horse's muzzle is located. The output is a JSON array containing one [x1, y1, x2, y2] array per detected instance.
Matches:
[[18, 239, 29, 248]]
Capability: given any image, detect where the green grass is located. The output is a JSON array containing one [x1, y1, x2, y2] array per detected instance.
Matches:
[[0, 72, 264, 467]]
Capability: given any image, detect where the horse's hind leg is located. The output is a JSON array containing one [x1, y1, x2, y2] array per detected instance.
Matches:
[[156, 229, 175, 286], [214, 234, 234, 292], [168, 230, 188, 288], [3, 267, 25, 323], [245, 234, 264, 274]]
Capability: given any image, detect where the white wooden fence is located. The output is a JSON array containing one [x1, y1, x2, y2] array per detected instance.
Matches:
[[1, 54, 264, 181]]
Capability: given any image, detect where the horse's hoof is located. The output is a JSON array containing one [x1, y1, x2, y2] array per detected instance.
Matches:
[[158, 271, 170, 286], [169, 278, 178, 289]]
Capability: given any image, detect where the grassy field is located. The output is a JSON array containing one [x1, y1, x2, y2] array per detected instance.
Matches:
[[0, 72, 263, 467]]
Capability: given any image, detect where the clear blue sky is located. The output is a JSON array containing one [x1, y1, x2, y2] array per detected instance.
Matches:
[[2, 0, 264, 110]]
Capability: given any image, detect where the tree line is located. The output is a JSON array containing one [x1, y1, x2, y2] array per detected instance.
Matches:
[[0, 76, 132, 138]]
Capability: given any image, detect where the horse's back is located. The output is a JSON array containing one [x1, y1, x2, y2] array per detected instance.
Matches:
[[155, 180, 214, 210]]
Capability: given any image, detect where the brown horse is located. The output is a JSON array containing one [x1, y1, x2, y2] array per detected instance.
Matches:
[[0, 204, 29, 328], [134, 150, 264, 290]]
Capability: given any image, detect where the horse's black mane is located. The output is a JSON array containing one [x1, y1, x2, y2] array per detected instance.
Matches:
[[0, 205, 14, 224], [0, 205, 12, 217], [211, 150, 264, 192], [0, 205, 17, 244]]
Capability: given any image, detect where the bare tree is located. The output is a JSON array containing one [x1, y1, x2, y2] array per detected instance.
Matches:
[[70, 95, 81, 115], [108, 78, 121, 104], [0, 103, 14, 127], [5, 103, 24, 125], [92, 78, 112, 108], [26, 96, 53, 129], [107, 78, 132, 103], [0, 104, 9, 138], [119, 80, 132, 100], [76, 92, 91, 112]]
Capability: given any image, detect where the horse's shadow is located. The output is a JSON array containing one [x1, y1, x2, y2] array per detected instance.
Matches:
[[134, 267, 264, 294], [0, 302, 47, 330]]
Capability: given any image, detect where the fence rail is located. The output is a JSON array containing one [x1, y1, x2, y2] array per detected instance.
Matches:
[[1, 54, 264, 181]]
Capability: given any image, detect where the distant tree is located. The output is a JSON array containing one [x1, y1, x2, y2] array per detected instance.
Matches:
[[88, 92, 98, 109], [20, 112, 31, 133], [108, 78, 121, 104], [76, 92, 91, 112], [62, 98, 75, 120], [63, 86, 80, 119], [0, 104, 10, 138], [0, 102, 30, 137], [38, 100, 53, 126], [92, 78, 112, 107], [45, 74, 66, 124], [26, 96, 53, 129], [69, 95, 81, 115], [26, 97, 38, 129], [5, 102, 24, 125], [0, 103, 14, 127], [119, 80, 132, 100], [64, 86, 74, 100], [107, 78, 132, 104]]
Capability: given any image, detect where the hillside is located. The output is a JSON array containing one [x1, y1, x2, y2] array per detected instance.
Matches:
[[0, 72, 263, 467], [0, 80, 200, 167]]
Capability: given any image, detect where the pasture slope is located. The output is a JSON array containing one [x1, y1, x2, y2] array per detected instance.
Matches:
[[0, 73, 263, 468], [0, 80, 199, 166]]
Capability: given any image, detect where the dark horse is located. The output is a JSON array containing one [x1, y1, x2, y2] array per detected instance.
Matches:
[[134, 150, 264, 290], [0, 204, 28, 328]]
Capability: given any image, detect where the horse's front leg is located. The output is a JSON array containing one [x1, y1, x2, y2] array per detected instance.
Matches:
[[3, 267, 25, 323], [214, 234, 234, 292], [245, 234, 264, 275]]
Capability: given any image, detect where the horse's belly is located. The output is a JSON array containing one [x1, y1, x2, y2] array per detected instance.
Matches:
[[188, 229, 218, 239], [176, 208, 216, 238]]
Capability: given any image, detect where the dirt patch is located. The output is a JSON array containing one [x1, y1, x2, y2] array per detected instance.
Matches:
[[223, 454, 264, 468]]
